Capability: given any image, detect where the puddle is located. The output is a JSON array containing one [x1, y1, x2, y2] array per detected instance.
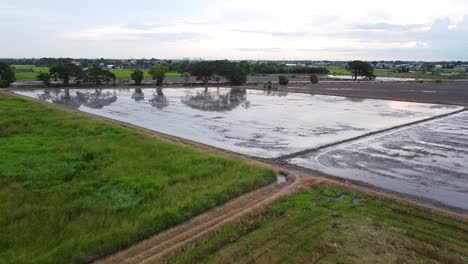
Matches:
[[13, 88, 461, 159], [277, 174, 287, 184]]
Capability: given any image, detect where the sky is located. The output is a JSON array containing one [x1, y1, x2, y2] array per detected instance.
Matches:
[[1, 0, 468, 61]]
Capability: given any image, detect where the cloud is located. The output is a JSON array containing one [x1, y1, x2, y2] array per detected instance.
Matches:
[[352, 22, 427, 31], [231, 29, 309, 37], [69, 25, 204, 42], [235, 48, 283, 52]]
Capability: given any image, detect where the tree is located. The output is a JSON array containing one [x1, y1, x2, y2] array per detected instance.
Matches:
[[49, 63, 83, 86], [183, 72, 191, 85], [148, 65, 169, 86], [84, 65, 116, 85], [227, 62, 248, 86], [0, 63, 16, 88], [36, 73, 51, 85], [131, 69, 144, 86], [278, 75, 289, 85], [310, 75, 319, 84], [346, 61, 375, 80], [189, 61, 217, 87]]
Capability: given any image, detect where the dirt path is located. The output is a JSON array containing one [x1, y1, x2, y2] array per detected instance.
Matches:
[[96, 171, 303, 264]]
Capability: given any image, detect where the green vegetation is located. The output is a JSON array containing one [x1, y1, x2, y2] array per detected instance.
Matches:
[[171, 184, 468, 263], [328, 66, 467, 80], [310, 75, 319, 84], [278, 75, 289, 85], [149, 65, 169, 86], [11, 65, 49, 81], [36, 72, 51, 86], [83, 66, 116, 85], [130, 69, 144, 85], [0, 93, 275, 263], [10, 65, 181, 82], [110, 69, 181, 79], [50, 64, 83, 86], [0, 63, 16, 87], [188, 60, 249, 86], [347, 61, 375, 80]]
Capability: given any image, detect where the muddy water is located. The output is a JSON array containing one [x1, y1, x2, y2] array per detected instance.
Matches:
[[289, 111, 468, 210], [14, 88, 461, 158]]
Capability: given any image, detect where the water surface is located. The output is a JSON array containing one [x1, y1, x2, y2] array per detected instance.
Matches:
[[14, 88, 461, 158]]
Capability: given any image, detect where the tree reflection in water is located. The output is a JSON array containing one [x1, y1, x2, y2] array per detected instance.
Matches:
[[182, 88, 250, 112], [263, 90, 288, 97], [132, 88, 145, 102], [38, 88, 117, 109], [149, 87, 169, 109]]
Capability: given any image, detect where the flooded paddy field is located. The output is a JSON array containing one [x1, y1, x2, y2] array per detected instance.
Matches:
[[289, 111, 468, 210], [13, 88, 461, 158]]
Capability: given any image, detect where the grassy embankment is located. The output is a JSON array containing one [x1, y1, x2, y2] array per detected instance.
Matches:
[[10, 65, 182, 81], [328, 67, 467, 79], [0, 93, 275, 263], [171, 184, 468, 263]]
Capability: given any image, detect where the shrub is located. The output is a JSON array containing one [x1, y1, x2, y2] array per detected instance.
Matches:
[[0, 63, 16, 88], [310, 75, 319, 84], [131, 69, 144, 86], [435, 79, 443, 83], [278, 75, 289, 85], [264, 81, 273, 90], [36, 73, 51, 86]]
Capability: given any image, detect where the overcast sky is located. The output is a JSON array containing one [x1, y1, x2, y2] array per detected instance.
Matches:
[[1, 0, 468, 60]]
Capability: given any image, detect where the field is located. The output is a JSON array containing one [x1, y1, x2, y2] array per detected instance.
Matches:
[[11, 65, 49, 81], [171, 184, 468, 263], [0, 93, 275, 263], [10, 65, 182, 81], [327, 67, 467, 79]]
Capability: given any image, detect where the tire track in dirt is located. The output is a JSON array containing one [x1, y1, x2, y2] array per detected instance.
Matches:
[[96, 171, 303, 264]]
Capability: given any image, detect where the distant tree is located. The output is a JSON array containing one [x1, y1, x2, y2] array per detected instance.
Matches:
[[36, 72, 51, 85], [396, 66, 410, 73], [183, 72, 191, 85], [310, 75, 319, 84], [84, 66, 116, 85], [278, 75, 289, 85], [346, 61, 375, 80], [0, 63, 15, 88], [131, 69, 144, 86], [148, 65, 169, 86], [189, 61, 217, 87], [49, 63, 83, 86], [227, 62, 248, 85]]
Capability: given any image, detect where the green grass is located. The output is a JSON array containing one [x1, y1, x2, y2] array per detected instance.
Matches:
[[327, 67, 467, 79], [0, 93, 275, 263], [171, 184, 468, 263], [11, 65, 49, 81]]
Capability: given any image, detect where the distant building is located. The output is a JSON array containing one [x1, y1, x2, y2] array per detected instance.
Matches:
[[435, 64, 443, 69]]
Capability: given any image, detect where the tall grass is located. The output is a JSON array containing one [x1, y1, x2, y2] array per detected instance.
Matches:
[[0, 93, 275, 263]]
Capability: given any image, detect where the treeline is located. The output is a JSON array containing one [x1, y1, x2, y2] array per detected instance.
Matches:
[[1, 58, 330, 75]]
